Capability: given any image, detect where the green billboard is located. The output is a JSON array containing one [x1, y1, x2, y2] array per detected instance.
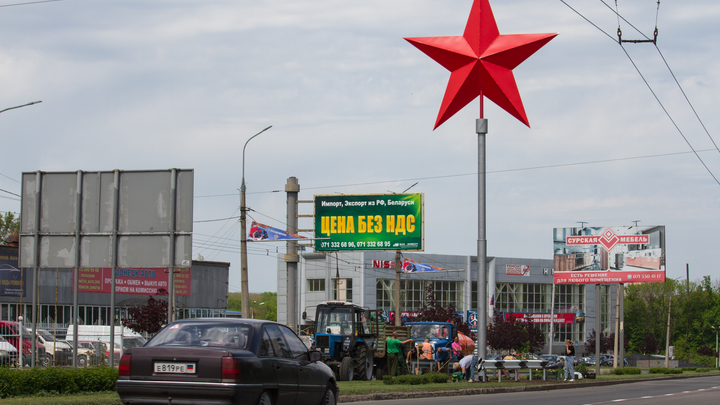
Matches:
[[314, 193, 424, 251]]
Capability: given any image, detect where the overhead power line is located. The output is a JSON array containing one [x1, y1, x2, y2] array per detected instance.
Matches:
[[0, 0, 65, 8], [559, 0, 720, 186]]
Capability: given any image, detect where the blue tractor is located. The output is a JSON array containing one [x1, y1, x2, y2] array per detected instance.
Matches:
[[310, 302, 378, 381]]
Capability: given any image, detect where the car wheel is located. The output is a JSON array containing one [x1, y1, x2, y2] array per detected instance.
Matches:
[[78, 354, 87, 367], [339, 356, 354, 381], [319, 385, 336, 405], [257, 391, 273, 405], [39, 354, 50, 367]]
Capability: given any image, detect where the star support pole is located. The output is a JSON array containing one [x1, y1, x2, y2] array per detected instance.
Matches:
[[405, 0, 557, 373]]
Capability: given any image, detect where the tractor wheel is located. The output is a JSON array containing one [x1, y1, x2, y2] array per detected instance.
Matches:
[[353, 345, 373, 381], [339, 356, 354, 381], [374, 364, 385, 381]]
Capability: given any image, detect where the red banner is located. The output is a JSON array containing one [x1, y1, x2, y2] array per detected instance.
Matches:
[[553, 269, 665, 285], [505, 313, 577, 324], [74, 268, 191, 296]]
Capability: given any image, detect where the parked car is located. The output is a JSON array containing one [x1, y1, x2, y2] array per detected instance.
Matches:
[[602, 356, 628, 367], [0, 321, 48, 366], [116, 318, 338, 405], [67, 340, 109, 366], [65, 340, 92, 367], [585, 355, 608, 366], [0, 334, 19, 366], [37, 329, 73, 366], [539, 354, 562, 369]]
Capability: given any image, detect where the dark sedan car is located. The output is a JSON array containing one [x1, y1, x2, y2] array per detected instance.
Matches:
[[116, 318, 337, 405]]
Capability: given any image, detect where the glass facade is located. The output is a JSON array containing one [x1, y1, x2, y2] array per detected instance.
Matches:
[[492, 282, 586, 343], [375, 279, 462, 311]]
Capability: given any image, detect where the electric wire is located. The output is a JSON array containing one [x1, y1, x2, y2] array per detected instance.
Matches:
[[560, 0, 720, 185], [0, 0, 65, 8], [601, 0, 720, 155]]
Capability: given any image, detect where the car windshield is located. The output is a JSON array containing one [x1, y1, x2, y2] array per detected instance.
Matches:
[[147, 322, 251, 350], [39, 331, 55, 341], [315, 307, 353, 335]]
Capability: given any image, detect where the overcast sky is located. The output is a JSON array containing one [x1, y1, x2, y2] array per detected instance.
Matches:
[[1, 0, 718, 293]]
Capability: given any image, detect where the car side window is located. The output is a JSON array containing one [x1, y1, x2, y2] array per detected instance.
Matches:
[[278, 326, 309, 361], [258, 329, 276, 358], [264, 324, 292, 359]]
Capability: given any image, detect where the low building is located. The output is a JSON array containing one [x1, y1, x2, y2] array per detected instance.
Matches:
[[278, 251, 617, 354], [0, 245, 229, 335]]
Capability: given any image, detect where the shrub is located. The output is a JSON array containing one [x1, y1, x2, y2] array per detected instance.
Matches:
[[682, 367, 697, 372], [648, 367, 666, 374], [614, 367, 641, 375], [383, 373, 449, 385], [0, 366, 117, 398], [575, 363, 588, 374], [696, 368, 711, 372]]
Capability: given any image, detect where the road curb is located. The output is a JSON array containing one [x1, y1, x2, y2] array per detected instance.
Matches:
[[338, 373, 716, 403]]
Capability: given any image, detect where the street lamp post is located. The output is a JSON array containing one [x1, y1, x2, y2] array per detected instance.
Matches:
[[0, 101, 42, 114], [17, 315, 23, 368], [240, 126, 272, 319]]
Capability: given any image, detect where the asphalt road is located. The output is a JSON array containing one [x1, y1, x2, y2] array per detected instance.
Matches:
[[345, 375, 720, 405]]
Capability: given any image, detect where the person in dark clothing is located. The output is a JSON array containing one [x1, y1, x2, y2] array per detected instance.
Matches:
[[564, 340, 575, 381]]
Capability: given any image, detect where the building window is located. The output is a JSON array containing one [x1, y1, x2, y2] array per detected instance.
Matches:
[[331, 278, 353, 302], [307, 279, 325, 292], [376, 279, 395, 309], [375, 279, 462, 311]]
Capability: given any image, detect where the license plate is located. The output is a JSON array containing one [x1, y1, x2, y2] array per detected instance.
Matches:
[[154, 362, 196, 374]]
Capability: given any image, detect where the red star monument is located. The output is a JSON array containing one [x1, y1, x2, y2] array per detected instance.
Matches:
[[405, 0, 557, 129]]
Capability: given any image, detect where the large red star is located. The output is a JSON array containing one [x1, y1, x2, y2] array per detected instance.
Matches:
[[405, 0, 557, 129]]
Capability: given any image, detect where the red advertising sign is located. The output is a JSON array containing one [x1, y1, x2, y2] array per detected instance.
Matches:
[[506, 264, 530, 276], [553, 226, 665, 285], [74, 268, 191, 296], [566, 228, 649, 252], [553, 269, 665, 285], [505, 313, 577, 324]]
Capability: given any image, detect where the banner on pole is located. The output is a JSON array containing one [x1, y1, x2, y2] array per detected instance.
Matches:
[[249, 222, 306, 241], [401, 259, 446, 272]]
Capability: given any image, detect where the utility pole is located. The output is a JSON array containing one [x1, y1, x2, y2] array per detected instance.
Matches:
[[285, 177, 299, 331], [664, 295, 672, 368], [613, 285, 620, 369], [394, 251, 402, 326]]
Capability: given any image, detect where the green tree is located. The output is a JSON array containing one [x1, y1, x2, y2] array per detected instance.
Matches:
[[625, 277, 720, 363], [0, 211, 19, 242], [226, 291, 277, 321]]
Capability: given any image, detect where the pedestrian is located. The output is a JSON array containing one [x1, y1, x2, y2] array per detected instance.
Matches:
[[453, 353, 478, 382], [451, 336, 463, 361], [386, 331, 413, 377], [420, 338, 434, 361], [564, 340, 575, 382], [500, 353, 516, 380]]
